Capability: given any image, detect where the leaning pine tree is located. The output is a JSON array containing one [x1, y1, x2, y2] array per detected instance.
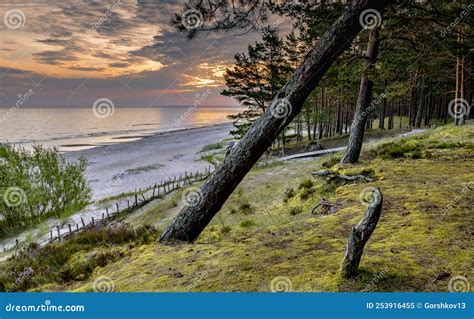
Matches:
[[161, 0, 392, 243]]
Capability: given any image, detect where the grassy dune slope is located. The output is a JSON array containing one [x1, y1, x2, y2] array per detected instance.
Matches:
[[2, 125, 472, 292]]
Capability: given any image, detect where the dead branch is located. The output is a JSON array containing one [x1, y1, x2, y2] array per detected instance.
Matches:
[[312, 170, 374, 183], [311, 198, 339, 215], [340, 187, 383, 278]]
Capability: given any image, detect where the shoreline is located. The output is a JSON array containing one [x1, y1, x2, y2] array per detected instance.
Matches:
[[66, 122, 233, 200], [61, 121, 235, 152]]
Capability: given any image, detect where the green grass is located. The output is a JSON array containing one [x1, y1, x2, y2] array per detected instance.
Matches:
[[201, 142, 225, 152], [1, 124, 473, 292], [0, 224, 158, 292]]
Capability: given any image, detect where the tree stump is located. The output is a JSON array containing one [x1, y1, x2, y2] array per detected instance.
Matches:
[[340, 187, 383, 278]]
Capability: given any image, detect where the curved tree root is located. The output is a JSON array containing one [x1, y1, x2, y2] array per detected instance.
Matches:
[[340, 187, 383, 278], [311, 198, 339, 215]]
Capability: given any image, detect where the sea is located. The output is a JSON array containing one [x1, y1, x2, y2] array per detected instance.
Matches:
[[0, 106, 241, 152]]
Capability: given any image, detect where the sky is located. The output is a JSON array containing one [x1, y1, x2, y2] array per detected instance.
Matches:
[[0, 0, 289, 108]]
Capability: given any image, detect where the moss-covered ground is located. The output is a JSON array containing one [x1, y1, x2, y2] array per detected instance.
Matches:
[[1, 124, 472, 292]]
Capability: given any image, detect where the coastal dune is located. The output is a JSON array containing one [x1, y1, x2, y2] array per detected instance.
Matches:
[[67, 123, 233, 200]]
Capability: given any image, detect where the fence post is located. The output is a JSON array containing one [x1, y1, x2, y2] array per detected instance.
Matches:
[[56, 226, 61, 240], [76, 224, 79, 232], [50, 229, 53, 241], [81, 217, 86, 227], [116, 203, 119, 213], [68, 224, 72, 236], [91, 217, 95, 225]]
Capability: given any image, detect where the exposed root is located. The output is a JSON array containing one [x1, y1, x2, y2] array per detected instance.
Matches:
[[312, 169, 374, 183], [311, 198, 339, 215]]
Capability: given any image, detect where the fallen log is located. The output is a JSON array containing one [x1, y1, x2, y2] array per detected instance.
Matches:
[[340, 187, 383, 278], [312, 170, 374, 183]]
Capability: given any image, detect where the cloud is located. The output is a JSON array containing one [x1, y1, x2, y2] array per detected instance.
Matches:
[[0, 0, 290, 107]]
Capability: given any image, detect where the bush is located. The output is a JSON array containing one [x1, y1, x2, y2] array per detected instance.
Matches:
[[201, 142, 224, 152], [0, 223, 158, 291], [365, 139, 421, 160], [300, 187, 315, 200], [283, 187, 295, 203], [289, 206, 303, 216], [298, 178, 314, 190], [239, 202, 253, 215], [239, 219, 256, 228], [0, 144, 91, 237]]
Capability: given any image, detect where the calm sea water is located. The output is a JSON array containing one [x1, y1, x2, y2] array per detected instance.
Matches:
[[0, 106, 241, 152]]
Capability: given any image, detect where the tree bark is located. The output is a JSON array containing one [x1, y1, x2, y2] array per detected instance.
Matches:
[[340, 26, 381, 164], [414, 77, 424, 128], [340, 187, 383, 278], [160, 0, 391, 243]]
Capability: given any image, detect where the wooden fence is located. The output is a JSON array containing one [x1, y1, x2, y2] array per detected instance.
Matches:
[[7, 166, 214, 256]]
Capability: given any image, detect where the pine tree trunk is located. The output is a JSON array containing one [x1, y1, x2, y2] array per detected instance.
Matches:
[[160, 0, 391, 243], [415, 77, 425, 128], [340, 26, 380, 165]]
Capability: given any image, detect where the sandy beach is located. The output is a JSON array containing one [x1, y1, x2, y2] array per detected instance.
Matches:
[[67, 123, 233, 200], [0, 122, 233, 254]]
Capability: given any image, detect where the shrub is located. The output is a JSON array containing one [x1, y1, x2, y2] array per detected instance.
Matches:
[[300, 187, 315, 200], [201, 142, 224, 152], [221, 226, 232, 234], [283, 187, 296, 203], [321, 155, 341, 168], [239, 219, 256, 228], [239, 202, 253, 215], [0, 144, 91, 237], [289, 206, 303, 216], [0, 223, 157, 291], [298, 178, 314, 190]]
